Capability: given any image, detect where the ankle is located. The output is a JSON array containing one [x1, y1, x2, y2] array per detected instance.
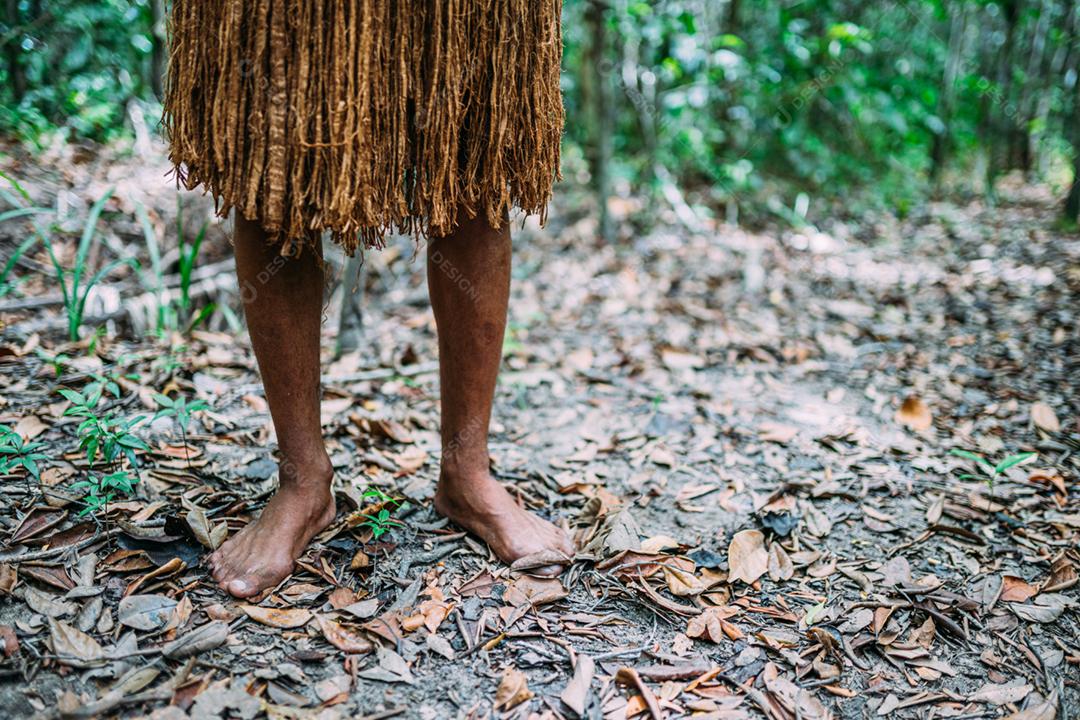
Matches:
[[277, 450, 334, 490], [438, 462, 492, 488]]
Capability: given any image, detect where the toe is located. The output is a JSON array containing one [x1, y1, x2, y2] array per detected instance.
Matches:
[[529, 563, 566, 577], [226, 577, 259, 598]]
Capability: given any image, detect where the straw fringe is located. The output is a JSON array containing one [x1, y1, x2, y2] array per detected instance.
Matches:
[[163, 0, 564, 254]]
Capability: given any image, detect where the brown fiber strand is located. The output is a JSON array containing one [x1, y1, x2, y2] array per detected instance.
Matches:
[[162, 0, 564, 255]]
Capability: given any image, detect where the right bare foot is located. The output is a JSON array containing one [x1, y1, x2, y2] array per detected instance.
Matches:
[[434, 471, 574, 576], [208, 459, 335, 598]]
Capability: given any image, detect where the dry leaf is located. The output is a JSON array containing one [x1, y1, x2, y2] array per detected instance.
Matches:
[[1030, 402, 1060, 433], [48, 618, 103, 667], [495, 667, 533, 710], [186, 507, 227, 550], [802, 502, 833, 537], [240, 604, 312, 629], [118, 594, 177, 631], [162, 621, 229, 659], [686, 606, 740, 643], [1000, 576, 1039, 603], [768, 543, 794, 581], [503, 576, 568, 607], [560, 654, 595, 715], [317, 616, 373, 654], [759, 422, 799, 444], [727, 530, 768, 585], [663, 565, 705, 596], [896, 396, 932, 431], [1002, 691, 1058, 720], [970, 681, 1033, 706]]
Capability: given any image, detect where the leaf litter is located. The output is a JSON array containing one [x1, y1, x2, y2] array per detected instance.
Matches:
[[0, 150, 1076, 719]]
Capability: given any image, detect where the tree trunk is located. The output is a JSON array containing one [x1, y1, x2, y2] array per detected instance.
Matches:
[[931, 0, 967, 189], [150, 0, 167, 99], [1065, 71, 1080, 222], [1016, 0, 1051, 178], [584, 0, 615, 244], [3, 0, 25, 104]]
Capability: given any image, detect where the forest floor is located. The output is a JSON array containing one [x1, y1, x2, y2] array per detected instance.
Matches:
[[0, 142, 1078, 720]]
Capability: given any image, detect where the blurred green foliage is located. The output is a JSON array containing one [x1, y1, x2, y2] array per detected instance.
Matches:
[[1, 0, 1078, 219], [1, 0, 162, 145]]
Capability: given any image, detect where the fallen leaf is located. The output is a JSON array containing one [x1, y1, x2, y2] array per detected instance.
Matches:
[[970, 680, 1033, 706], [48, 618, 103, 667], [560, 654, 595, 716], [663, 564, 705, 597], [1010, 594, 1069, 623], [759, 422, 799, 444], [240, 604, 312, 629], [1000, 576, 1039, 603], [503, 576, 568, 607], [14, 414, 48, 440], [425, 632, 455, 660], [186, 507, 227, 550], [357, 645, 414, 684], [727, 530, 768, 585], [495, 667, 533, 710], [686, 606, 740, 643], [118, 594, 178, 631], [802, 502, 833, 537], [162, 621, 229, 658], [317, 615, 373, 654], [768, 543, 794, 581], [1030, 402, 1060, 433], [1002, 691, 1058, 720], [0, 565, 15, 595], [896, 396, 932, 431]]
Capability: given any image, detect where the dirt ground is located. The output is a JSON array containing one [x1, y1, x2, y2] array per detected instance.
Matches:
[[0, 143, 1078, 719]]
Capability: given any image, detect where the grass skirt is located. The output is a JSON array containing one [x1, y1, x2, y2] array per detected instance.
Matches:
[[163, 0, 564, 253]]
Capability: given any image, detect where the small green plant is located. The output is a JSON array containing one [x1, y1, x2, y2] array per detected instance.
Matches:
[[153, 392, 208, 462], [34, 349, 70, 378], [136, 199, 213, 335], [0, 172, 51, 298], [951, 448, 1037, 498], [359, 486, 403, 540], [41, 188, 137, 341], [0, 425, 48, 482], [0, 234, 39, 298], [175, 197, 212, 331], [59, 387, 148, 469], [71, 469, 140, 516], [83, 371, 128, 401], [135, 201, 171, 335]]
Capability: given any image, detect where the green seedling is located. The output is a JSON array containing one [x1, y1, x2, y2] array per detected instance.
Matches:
[[40, 188, 137, 341], [0, 425, 48, 482], [153, 392, 208, 464], [0, 172, 50, 298], [71, 469, 140, 517], [135, 201, 172, 335], [59, 387, 147, 469], [360, 486, 403, 541], [0, 234, 39, 298], [950, 448, 1037, 502], [84, 371, 128, 401], [175, 196, 210, 330], [34, 349, 70, 378]]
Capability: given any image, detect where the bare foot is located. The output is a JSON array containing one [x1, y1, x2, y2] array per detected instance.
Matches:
[[434, 472, 574, 576], [208, 464, 335, 598]]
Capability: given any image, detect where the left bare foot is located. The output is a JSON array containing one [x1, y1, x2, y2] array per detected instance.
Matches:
[[208, 462, 335, 598]]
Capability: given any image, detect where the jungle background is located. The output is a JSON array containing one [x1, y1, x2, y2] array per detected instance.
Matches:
[[0, 2, 1078, 720]]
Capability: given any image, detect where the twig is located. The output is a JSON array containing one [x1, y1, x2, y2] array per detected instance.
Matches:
[[0, 526, 122, 562]]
